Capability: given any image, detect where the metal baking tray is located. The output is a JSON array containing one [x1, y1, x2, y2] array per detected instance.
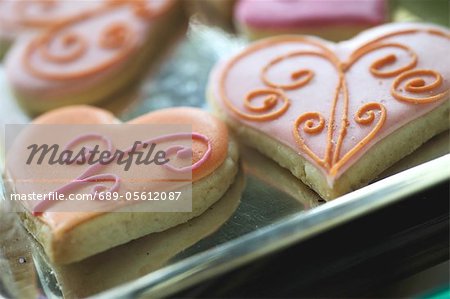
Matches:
[[0, 21, 449, 299]]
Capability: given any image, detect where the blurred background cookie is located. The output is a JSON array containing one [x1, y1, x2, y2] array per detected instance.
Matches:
[[234, 0, 389, 41], [4, 0, 187, 115], [0, 0, 108, 59]]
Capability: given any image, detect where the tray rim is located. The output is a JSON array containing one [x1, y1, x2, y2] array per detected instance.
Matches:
[[92, 154, 450, 298]]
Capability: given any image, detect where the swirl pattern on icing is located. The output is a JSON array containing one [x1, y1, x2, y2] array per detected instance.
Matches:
[[240, 89, 290, 121], [392, 69, 448, 104], [346, 43, 418, 77], [330, 102, 386, 176], [219, 37, 340, 122], [22, 7, 136, 81], [19, 0, 174, 81], [10, 0, 87, 26], [0, 0, 173, 27], [218, 27, 450, 178], [293, 112, 327, 168]]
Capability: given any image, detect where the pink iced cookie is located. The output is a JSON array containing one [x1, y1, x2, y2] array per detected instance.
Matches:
[[4, 0, 185, 114], [7, 106, 238, 264], [0, 0, 107, 57], [208, 22, 450, 199], [235, 0, 389, 41]]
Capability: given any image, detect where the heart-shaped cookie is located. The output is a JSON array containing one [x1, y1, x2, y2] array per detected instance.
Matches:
[[208, 23, 449, 199], [4, 0, 185, 114], [0, 0, 101, 58], [6, 106, 238, 264]]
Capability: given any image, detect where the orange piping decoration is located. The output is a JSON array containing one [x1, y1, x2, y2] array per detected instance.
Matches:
[[239, 89, 290, 121], [427, 29, 450, 39], [219, 36, 341, 122], [22, 7, 136, 81], [293, 112, 327, 168], [345, 43, 417, 77], [38, 32, 87, 63], [261, 51, 330, 90], [13, 0, 69, 27], [331, 78, 350, 166], [9, 0, 174, 27], [392, 69, 449, 104], [219, 28, 450, 176], [21, 0, 175, 81], [99, 22, 131, 49], [330, 102, 387, 176]]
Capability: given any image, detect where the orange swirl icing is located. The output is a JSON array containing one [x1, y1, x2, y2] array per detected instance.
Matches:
[[219, 28, 449, 177], [7, 0, 174, 27], [297, 112, 325, 134], [21, 0, 174, 81], [392, 69, 449, 104], [99, 22, 132, 49], [293, 112, 327, 168], [22, 6, 136, 81], [345, 43, 418, 77], [219, 37, 340, 122], [39, 32, 87, 63], [13, 0, 67, 27], [261, 51, 328, 90], [243, 89, 290, 120], [329, 102, 386, 176]]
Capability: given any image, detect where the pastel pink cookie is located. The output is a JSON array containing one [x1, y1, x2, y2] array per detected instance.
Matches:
[[209, 23, 450, 199], [7, 106, 238, 264], [4, 0, 185, 114], [235, 0, 388, 41], [0, 0, 107, 57]]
